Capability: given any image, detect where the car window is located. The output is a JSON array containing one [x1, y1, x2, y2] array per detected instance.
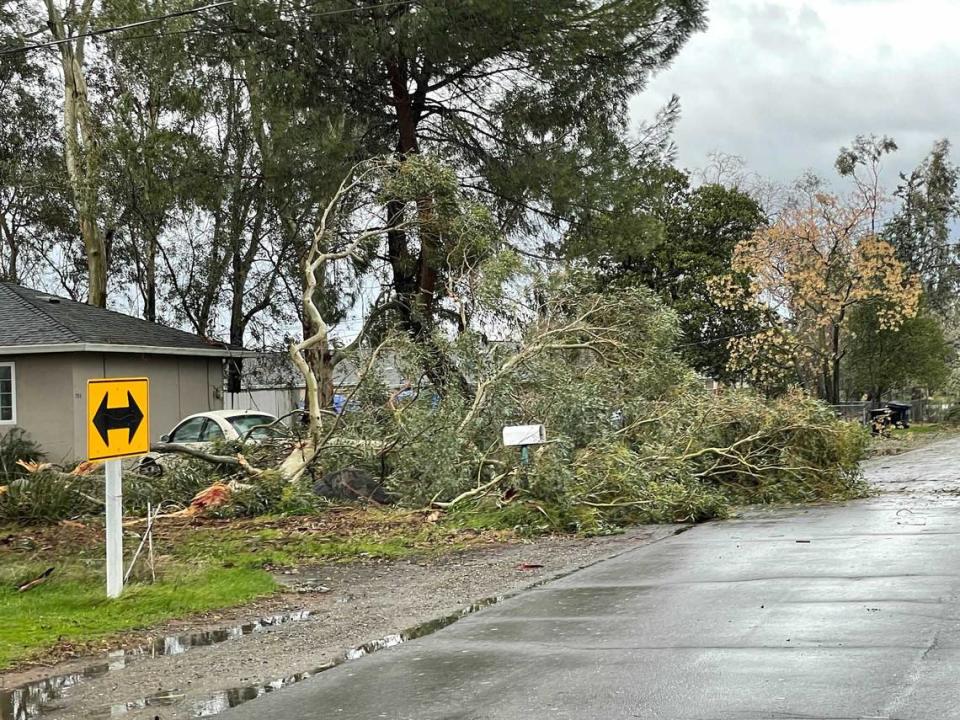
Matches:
[[170, 417, 206, 443], [228, 414, 276, 440], [200, 419, 225, 442]]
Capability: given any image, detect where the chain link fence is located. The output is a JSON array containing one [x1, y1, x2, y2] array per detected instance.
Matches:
[[830, 400, 957, 424]]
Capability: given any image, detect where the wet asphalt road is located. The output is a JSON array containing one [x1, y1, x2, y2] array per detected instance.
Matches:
[[222, 438, 960, 720]]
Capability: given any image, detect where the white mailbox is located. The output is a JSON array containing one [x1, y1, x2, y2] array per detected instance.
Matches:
[[502, 424, 546, 447]]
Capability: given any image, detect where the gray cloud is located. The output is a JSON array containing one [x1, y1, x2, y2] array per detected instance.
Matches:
[[630, 0, 960, 190]]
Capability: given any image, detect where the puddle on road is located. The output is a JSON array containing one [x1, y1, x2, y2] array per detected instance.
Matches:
[[3, 598, 503, 720], [89, 596, 505, 719], [0, 611, 312, 720]]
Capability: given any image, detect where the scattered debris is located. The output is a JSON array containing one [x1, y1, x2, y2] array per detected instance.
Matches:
[[70, 460, 99, 476], [17, 567, 55, 593], [16, 459, 53, 474], [516, 563, 544, 570]]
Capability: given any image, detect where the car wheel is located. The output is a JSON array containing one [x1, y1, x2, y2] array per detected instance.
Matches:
[[138, 458, 163, 478]]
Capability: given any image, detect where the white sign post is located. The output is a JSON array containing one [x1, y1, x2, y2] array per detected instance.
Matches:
[[105, 459, 123, 598], [87, 377, 150, 600]]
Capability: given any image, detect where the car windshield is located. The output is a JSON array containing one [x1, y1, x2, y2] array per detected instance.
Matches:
[[228, 414, 276, 439]]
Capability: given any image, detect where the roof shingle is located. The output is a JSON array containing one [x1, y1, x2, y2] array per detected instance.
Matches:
[[0, 283, 241, 355]]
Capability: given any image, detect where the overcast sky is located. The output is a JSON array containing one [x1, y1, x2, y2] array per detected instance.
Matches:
[[630, 0, 960, 189]]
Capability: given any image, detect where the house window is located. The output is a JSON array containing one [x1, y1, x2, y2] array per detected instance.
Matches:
[[0, 362, 14, 424]]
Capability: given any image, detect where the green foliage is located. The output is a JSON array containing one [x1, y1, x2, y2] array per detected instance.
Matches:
[[0, 472, 101, 524], [565, 168, 767, 381], [0, 2, 69, 285], [316, 278, 869, 534], [123, 459, 214, 514], [843, 301, 951, 401], [211, 471, 324, 518], [0, 428, 44, 483], [883, 139, 960, 312]]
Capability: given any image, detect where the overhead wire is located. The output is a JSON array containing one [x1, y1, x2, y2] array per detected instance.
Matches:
[[0, 0, 416, 56], [0, 0, 234, 56]]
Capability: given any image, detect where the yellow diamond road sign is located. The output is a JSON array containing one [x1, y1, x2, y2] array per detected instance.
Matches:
[[87, 378, 150, 461]]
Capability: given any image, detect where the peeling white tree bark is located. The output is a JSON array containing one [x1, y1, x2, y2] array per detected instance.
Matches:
[[44, 0, 107, 307]]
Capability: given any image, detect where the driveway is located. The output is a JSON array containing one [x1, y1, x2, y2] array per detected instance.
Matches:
[[222, 437, 960, 720]]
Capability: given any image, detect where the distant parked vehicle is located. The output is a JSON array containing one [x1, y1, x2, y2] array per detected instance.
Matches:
[[135, 409, 278, 476], [869, 402, 912, 435]]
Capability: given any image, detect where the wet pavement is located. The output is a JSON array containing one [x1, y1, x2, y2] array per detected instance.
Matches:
[[0, 611, 313, 720], [4, 527, 678, 720], [221, 437, 960, 719]]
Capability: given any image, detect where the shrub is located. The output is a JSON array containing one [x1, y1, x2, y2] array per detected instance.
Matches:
[[0, 471, 100, 523], [0, 428, 44, 483]]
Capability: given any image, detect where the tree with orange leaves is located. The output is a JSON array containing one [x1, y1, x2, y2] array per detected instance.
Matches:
[[713, 188, 921, 403]]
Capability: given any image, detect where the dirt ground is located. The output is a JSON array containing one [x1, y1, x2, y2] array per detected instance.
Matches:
[[1, 525, 681, 720]]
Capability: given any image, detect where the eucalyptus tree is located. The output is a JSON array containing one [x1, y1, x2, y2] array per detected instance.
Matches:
[[43, 0, 109, 306]]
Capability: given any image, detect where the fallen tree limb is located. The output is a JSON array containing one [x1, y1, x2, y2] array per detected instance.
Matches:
[[150, 443, 264, 477], [17, 567, 54, 592], [432, 470, 515, 509]]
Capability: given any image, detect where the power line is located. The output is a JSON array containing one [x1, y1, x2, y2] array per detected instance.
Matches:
[[0, 0, 416, 57], [0, 1, 234, 56]]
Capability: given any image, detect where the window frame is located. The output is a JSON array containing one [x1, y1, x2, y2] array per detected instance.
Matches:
[[0, 362, 15, 425], [227, 414, 276, 440], [199, 418, 225, 442], [169, 416, 206, 443]]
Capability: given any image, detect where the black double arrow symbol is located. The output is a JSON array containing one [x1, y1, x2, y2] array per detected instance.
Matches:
[[92, 391, 144, 446]]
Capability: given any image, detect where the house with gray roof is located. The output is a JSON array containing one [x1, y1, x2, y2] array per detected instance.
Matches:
[[0, 282, 256, 461]]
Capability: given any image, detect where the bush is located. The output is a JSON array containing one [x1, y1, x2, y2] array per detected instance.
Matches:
[[0, 428, 44, 483], [0, 471, 101, 523]]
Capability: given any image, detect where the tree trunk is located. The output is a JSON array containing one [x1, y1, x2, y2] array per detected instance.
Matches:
[[302, 310, 335, 411], [227, 248, 249, 393], [381, 64, 471, 394], [46, 0, 107, 307], [144, 230, 157, 322], [0, 219, 17, 282], [831, 324, 842, 405], [80, 215, 107, 307]]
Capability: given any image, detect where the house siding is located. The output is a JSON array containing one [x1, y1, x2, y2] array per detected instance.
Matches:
[[2, 353, 76, 460], [0, 352, 224, 463]]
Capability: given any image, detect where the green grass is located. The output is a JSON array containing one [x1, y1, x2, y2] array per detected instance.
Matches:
[[902, 423, 948, 435], [0, 561, 274, 669], [885, 423, 950, 441], [172, 526, 436, 569], [0, 514, 477, 670]]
